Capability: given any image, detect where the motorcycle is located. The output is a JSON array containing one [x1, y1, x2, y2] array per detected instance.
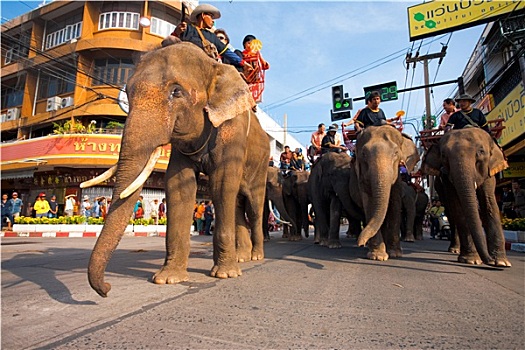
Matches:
[[436, 213, 452, 240]]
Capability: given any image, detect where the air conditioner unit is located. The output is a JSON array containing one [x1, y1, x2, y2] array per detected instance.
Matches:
[[6, 107, 20, 121], [60, 97, 74, 108], [46, 96, 61, 112], [1, 114, 6, 123]]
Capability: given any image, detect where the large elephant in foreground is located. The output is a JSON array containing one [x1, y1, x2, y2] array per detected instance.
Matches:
[[353, 126, 420, 260], [421, 128, 510, 267], [82, 42, 270, 297]]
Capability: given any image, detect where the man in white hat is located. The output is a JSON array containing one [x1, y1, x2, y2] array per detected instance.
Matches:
[[446, 94, 489, 132], [81, 195, 92, 218], [169, 4, 251, 71], [64, 194, 76, 217]]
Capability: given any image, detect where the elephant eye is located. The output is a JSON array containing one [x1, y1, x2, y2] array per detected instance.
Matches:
[[169, 86, 183, 100]]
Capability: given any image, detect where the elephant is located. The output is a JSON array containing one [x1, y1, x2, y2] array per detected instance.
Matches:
[[308, 151, 363, 248], [353, 125, 420, 260], [264, 166, 296, 241], [400, 182, 429, 242], [82, 42, 270, 297], [421, 128, 511, 267], [282, 170, 310, 240]]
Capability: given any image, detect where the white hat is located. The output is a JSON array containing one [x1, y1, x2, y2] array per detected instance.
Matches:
[[190, 4, 221, 23], [83, 195, 89, 201]]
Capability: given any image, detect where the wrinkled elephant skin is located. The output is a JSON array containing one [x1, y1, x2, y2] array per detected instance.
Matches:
[[422, 128, 510, 267], [264, 167, 296, 241], [88, 43, 270, 297]]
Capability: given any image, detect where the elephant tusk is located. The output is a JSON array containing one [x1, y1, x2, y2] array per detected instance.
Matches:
[[80, 165, 118, 189], [268, 200, 292, 226], [120, 146, 164, 199]]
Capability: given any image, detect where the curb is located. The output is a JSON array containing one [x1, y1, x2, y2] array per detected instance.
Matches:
[[1, 231, 166, 238]]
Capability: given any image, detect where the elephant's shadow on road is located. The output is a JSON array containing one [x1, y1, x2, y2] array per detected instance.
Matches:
[[1, 245, 167, 305]]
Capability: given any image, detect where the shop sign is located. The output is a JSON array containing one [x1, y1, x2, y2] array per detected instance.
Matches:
[[503, 162, 525, 178], [487, 82, 524, 147], [408, 1, 525, 41]]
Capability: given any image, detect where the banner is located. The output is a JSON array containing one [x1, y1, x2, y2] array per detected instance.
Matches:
[[408, 1, 525, 41], [487, 82, 525, 147]]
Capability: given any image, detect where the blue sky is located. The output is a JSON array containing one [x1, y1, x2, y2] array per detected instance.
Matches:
[[1, 0, 485, 146]]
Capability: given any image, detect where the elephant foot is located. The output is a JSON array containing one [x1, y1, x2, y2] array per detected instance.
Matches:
[[237, 251, 252, 263], [490, 255, 512, 267], [282, 232, 289, 239], [327, 239, 342, 249], [457, 253, 482, 265], [153, 267, 189, 285], [414, 235, 423, 241], [288, 235, 302, 242], [210, 263, 242, 279], [403, 237, 415, 243], [304, 231, 309, 238], [448, 244, 460, 254], [251, 249, 264, 261], [367, 250, 389, 261], [387, 248, 403, 258]]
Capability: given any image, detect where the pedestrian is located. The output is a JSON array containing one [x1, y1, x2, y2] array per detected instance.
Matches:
[[428, 199, 445, 239], [159, 198, 166, 219], [48, 195, 59, 218], [64, 194, 76, 217], [280, 145, 293, 173], [195, 201, 205, 234], [439, 98, 457, 130], [134, 203, 144, 219], [134, 196, 143, 218], [501, 186, 516, 219], [204, 200, 214, 235], [91, 197, 101, 218], [34, 193, 51, 218], [355, 91, 400, 130], [1, 193, 13, 230], [150, 199, 159, 224], [321, 125, 347, 154], [81, 195, 92, 218], [99, 197, 108, 219], [308, 123, 325, 162], [512, 181, 525, 218], [9, 192, 23, 220], [446, 94, 489, 133]]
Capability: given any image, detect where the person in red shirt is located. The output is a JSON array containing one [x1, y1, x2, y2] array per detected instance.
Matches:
[[439, 98, 457, 130]]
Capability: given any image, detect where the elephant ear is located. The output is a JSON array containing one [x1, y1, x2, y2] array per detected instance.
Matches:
[[489, 141, 508, 177], [400, 135, 420, 172], [421, 144, 441, 176], [206, 63, 256, 128]]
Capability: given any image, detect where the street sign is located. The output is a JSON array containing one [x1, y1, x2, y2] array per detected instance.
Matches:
[[363, 81, 398, 102]]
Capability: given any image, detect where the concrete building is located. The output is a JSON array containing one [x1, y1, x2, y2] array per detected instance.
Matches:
[[0, 0, 303, 215]]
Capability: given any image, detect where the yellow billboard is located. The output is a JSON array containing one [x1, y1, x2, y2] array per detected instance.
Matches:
[[487, 82, 524, 147], [503, 162, 525, 178], [408, 1, 525, 41]]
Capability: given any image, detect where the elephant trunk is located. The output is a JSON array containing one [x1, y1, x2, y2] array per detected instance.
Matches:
[[450, 169, 492, 264], [357, 171, 393, 247], [88, 135, 166, 297]]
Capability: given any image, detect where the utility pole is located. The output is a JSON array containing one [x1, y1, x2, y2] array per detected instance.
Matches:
[[405, 47, 447, 130], [283, 113, 287, 146]]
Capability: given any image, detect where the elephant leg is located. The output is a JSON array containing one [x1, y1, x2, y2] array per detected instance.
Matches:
[[478, 180, 511, 267], [327, 196, 342, 248], [235, 195, 253, 263], [366, 231, 389, 261], [152, 165, 195, 285], [244, 181, 266, 261], [382, 182, 403, 258], [209, 170, 242, 279], [314, 200, 330, 245], [263, 197, 271, 241]]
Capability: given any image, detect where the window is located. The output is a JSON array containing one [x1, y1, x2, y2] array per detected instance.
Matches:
[[3, 31, 30, 64], [45, 21, 83, 50], [150, 17, 176, 37], [1, 81, 25, 110], [37, 68, 76, 99], [99, 12, 140, 30], [93, 58, 134, 86]]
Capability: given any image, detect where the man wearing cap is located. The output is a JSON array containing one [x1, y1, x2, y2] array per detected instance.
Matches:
[[321, 125, 348, 154], [9, 192, 23, 220], [169, 4, 249, 71], [446, 94, 489, 133]]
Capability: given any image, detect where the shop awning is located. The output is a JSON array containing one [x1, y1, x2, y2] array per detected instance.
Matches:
[[1, 169, 35, 180]]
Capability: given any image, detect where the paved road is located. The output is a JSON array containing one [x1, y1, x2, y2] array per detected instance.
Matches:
[[2, 229, 524, 349]]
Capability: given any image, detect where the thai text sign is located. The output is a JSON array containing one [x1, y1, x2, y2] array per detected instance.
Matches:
[[408, 1, 525, 41], [503, 162, 525, 178], [487, 82, 524, 147]]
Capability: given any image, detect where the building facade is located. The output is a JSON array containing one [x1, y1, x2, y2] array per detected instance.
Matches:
[[1, 0, 303, 216]]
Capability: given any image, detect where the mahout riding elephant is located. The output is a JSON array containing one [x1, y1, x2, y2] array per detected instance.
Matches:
[[82, 42, 270, 297], [421, 128, 511, 267], [264, 166, 295, 241], [353, 125, 420, 260], [400, 182, 429, 241], [308, 152, 363, 248], [282, 170, 310, 240]]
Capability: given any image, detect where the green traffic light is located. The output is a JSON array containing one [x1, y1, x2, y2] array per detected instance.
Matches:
[[343, 100, 350, 108], [335, 102, 342, 109]]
